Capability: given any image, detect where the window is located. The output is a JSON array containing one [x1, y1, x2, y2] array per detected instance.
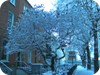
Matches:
[[1, 40, 9, 61], [7, 11, 14, 34], [9, 0, 16, 6], [23, 4, 29, 15], [28, 50, 32, 63], [23, 4, 28, 11]]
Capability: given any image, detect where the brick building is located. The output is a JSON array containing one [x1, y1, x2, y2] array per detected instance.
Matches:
[[0, 0, 45, 65], [0, 0, 32, 64]]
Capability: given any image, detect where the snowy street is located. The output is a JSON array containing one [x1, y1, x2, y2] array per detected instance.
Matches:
[[42, 65, 94, 75], [74, 66, 94, 75]]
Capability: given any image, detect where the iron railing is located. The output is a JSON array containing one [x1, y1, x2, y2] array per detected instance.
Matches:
[[0, 61, 13, 75]]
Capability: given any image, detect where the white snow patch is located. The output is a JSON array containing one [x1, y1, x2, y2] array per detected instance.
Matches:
[[42, 71, 52, 75], [0, 0, 7, 8], [0, 68, 6, 75], [75, 66, 94, 75], [94, 68, 100, 75]]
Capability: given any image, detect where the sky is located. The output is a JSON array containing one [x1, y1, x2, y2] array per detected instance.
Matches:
[[27, 0, 100, 11], [0, 0, 100, 11], [27, 0, 57, 11]]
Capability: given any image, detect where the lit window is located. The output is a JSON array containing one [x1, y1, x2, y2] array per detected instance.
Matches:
[[9, 0, 16, 6], [7, 11, 14, 34]]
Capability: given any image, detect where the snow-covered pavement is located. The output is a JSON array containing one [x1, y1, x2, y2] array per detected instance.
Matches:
[[42, 65, 94, 75], [0, 68, 6, 75], [94, 69, 100, 75], [0, 65, 97, 75], [74, 66, 94, 75]]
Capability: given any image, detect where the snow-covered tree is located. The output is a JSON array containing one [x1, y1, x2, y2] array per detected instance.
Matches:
[[5, 0, 99, 73], [68, 0, 100, 72], [5, 6, 67, 72], [73, 0, 100, 73], [56, 0, 93, 68]]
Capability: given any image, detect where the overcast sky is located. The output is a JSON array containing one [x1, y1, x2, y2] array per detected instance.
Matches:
[[27, 0, 100, 11], [27, 0, 57, 11], [0, 0, 100, 11]]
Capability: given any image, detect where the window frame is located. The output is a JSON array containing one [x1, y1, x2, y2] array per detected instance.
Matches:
[[7, 11, 14, 34], [1, 39, 9, 62], [9, 0, 16, 6], [23, 3, 28, 12]]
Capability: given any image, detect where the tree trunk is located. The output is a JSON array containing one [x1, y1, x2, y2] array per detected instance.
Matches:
[[86, 45, 91, 69], [51, 56, 56, 71], [81, 55, 86, 67], [94, 29, 99, 73], [34, 50, 37, 63]]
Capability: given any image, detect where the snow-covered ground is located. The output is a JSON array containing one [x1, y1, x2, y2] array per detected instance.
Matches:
[[94, 68, 100, 75], [42, 71, 53, 75], [42, 65, 94, 75], [0, 68, 6, 75], [0, 66, 99, 75], [74, 66, 94, 75]]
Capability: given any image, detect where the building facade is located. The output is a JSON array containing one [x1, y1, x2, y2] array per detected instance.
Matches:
[[0, 0, 32, 64]]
